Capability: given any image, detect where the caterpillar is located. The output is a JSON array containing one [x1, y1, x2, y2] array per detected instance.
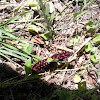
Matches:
[[32, 51, 73, 74]]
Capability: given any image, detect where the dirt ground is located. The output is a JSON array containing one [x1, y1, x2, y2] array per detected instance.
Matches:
[[0, 0, 100, 100]]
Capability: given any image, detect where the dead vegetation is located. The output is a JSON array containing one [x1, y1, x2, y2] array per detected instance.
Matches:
[[0, 0, 100, 100]]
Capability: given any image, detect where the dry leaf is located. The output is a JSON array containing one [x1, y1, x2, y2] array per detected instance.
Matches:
[[31, 36, 44, 44], [88, 76, 95, 84], [88, 71, 97, 84], [54, 3, 64, 13]]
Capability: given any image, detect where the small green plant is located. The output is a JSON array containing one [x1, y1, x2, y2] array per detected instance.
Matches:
[[85, 42, 93, 52], [93, 33, 100, 43], [78, 81, 86, 92], [39, 0, 56, 40], [25, 57, 32, 75], [0, 28, 31, 61], [85, 33, 100, 64], [0, 15, 38, 64], [54, 89, 73, 100]]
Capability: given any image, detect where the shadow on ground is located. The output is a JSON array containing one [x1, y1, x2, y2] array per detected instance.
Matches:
[[0, 63, 99, 100]]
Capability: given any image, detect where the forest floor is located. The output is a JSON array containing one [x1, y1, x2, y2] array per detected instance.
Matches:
[[0, 0, 100, 100]]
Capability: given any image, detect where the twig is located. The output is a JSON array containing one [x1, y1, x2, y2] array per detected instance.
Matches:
[[9, 87, 14, 100], [68, 37, 92, 62], [55, 66, 88, 72], [60, 67, 67, 85], [9, 18, 44, 23]]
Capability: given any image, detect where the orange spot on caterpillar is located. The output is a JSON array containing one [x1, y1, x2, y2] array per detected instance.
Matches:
[[38, 67, 41, 69], [33, 68, 37, 71], [38, 62, 41, 64], [41, 65, 44, 67]]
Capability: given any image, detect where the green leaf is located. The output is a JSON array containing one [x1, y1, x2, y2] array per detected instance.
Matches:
[[45, 4, 50, 16], [78, 81, 86, 92], [50, 12, 55, 22], [20, 43, 33, 54], [52, 58, 59, 62], [27, 0, 38, 7], [25, 58, 32, 75], [74, 74, 81, 83], [91, 47, 97, 54], [92, 94, 97, 100], [33, 55, 42, 63], [91, 55, 96, 63], [46, 57, 59, 63], [47, 57, 59, 63], [24, 10, 31, 20], [98, 56, 100, 63], [3, 27, 13, 33], [56, 89, 73, 100], [27, 24, 38, 33], [86, 20, 96, 30], [34, 22, 47, 30], [85, 42, 93, 52], [93, 33, 100, 43], [39, 0, 48, 4], [47, 57, 53, 62], [73, 35, 80, 45], [41, 31, 52, 40], [74, 12, 79, 18], [26, 43, 33, 54], [73, 91, 82, 97]]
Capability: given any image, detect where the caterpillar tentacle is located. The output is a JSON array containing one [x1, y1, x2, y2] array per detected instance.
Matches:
[[32, 51, 73, 74]]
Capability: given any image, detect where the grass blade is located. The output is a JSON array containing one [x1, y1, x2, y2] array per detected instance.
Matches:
[[1, 42, 18, 50], [0, 49, 27, 61], [4, 47, 30, 58], [0, 29, 33, 43], [0, 15, 20, 26]]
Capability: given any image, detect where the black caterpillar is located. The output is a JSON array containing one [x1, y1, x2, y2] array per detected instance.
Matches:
[[32, 51, 73, 74]]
